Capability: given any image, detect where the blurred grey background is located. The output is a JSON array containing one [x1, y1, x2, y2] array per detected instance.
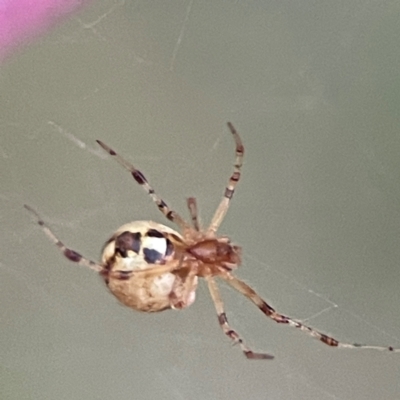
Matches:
[[1, 1, 400, 399]]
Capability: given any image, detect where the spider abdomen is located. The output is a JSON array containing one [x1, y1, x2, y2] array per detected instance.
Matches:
[[100, 221, 192, 312]]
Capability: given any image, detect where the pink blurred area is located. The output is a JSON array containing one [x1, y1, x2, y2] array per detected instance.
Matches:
[[0, 0, 91, 61]]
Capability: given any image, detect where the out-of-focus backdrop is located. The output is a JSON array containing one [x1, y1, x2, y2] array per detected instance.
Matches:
[[1, 1, 400, 399]]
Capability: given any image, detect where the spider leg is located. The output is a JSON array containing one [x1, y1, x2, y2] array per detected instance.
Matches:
[[225, 274, 400, 353], [24, 205, 102, 272], [169, 263, 198, 309], [206, 276, 274, 360], [108, 260, 183, 280], [96, 140, 190, 232], [186, 197, 200, 231], [207, 123, 244, 235]]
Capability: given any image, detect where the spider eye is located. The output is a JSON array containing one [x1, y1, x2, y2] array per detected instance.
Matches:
[[115, 231, 141, 258]]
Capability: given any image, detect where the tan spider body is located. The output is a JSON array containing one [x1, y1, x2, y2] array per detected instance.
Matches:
[[101, 221, 192, 312], [100, 219, 240, 313], [25, 123, 400, 359]]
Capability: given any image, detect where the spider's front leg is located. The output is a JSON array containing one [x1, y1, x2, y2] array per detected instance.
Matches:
[[186, 197, 201, 231], [207, 122, 244, 235], [96, 139, 190, 232]]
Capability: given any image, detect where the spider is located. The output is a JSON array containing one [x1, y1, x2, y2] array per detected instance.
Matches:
[[25, 122, 399, 359]]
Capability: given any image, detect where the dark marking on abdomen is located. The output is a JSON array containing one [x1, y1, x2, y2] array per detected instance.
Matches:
[[115, 231, 141, 257], [146, 229, 165, 238], [143, 248, 163, 264]]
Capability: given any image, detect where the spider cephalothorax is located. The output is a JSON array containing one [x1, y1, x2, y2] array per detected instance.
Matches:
[[25, 122, 400, 359]]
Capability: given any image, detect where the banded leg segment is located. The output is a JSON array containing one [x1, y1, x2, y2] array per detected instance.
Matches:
[[206, 276, 274, 360], [207, 123, 244, 235], [96, 140, 189, 232], [225, 274, 400, 353], [186, 197, 200, 231], [107, 261, 182, 281], [24, 205, 102, 272]]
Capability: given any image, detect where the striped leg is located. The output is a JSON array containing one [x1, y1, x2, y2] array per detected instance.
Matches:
[[24, 205, 102, 272], [207, 123, 244, 235], [186, 197, 200, 231], [225, 274, 400, 353], [107, 261, 182, 280], [206, 276, 274, 360], [96, 140, 189, 232]]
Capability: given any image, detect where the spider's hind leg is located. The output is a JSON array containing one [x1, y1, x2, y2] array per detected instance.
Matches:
[[24, 204, 102, 272]]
